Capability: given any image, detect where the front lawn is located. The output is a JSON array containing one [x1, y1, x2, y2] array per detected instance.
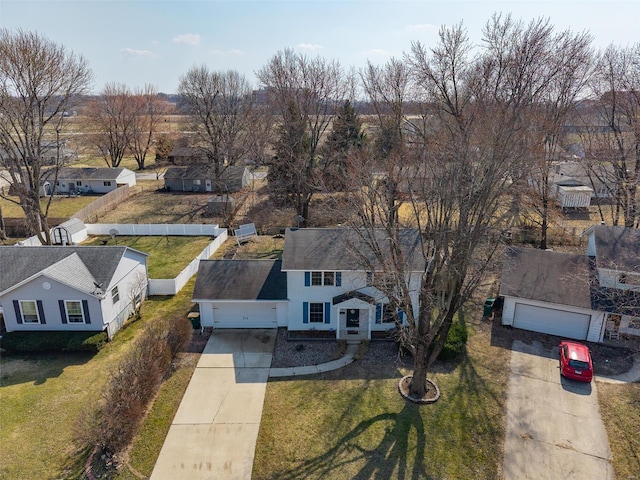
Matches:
[[253, 321, 509, 479], [597, 382, 640, 477], [81, 235, 213, 278], [0, 278, 198, 479]]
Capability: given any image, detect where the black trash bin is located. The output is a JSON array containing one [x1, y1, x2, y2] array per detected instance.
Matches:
[[188, 312, 201, 332]]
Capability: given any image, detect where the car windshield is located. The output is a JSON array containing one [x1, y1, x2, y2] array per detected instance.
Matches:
[[568, 359, 589, 370]]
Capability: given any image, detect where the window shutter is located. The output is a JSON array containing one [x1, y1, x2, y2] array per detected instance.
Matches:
[[303, 302, 309, 323], [13, 300, 23, 324], [335, 272, 342, 287], [397, 308, 405, 323], [324, 302, 331, 324], [37, 300, 46, 324], [304, 272, 310, 287], [82, 300, 91, 324], [376, 303, 382, 324], [59, 300, 67, 324]]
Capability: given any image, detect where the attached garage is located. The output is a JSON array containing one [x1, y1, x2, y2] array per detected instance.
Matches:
[[513, 303, 591, 340], [192, 259, 288, 330], [210, 302, 279, 328]]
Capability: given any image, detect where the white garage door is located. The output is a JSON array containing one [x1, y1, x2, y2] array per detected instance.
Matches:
[[513, 303, 590, 340], [213, 303, 277, 328]]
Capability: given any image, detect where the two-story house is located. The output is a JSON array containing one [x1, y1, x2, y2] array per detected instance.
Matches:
[[192, 228, 426, 339], [499, 224, 640, 342]]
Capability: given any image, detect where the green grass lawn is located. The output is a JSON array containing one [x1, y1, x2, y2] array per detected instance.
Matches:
[[0, 194, 97, 218], [81, 235, 214, 278], [253, 322, 509, 479], [0, 279, 198, 479], [597, 382, 640, 477]]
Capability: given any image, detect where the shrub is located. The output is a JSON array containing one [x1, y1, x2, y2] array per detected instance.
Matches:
[[438, 321, 468, 360], [0, 331, 107, 354]]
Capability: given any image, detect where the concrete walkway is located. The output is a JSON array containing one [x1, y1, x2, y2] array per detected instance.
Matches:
[[597, 354, 640, 384], [151, 331, 359, 479]]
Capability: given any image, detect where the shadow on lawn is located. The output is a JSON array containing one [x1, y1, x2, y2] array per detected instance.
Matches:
[[0, 352, 94, 387], [276, 405, 430, 480]]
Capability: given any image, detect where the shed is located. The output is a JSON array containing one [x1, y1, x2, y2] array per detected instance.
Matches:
[[557, 185, 592, 209], [207, 194, 236, 215]]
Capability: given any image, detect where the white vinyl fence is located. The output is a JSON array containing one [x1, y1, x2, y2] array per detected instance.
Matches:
[[85, 223, 225, 236], [148, 230, 228, 295]]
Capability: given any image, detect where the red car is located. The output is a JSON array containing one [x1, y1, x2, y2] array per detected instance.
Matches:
[[559, 341, 594, 382]]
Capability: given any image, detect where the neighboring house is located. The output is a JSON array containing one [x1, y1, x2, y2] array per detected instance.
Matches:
[[0, 246, 149, 339], [550, 161, 615, 200], [166, 146, 208, 164], [193, 227, 426, 340], [42, 167, 136, 195], [164, 165, 251, 193], [499, 224, 640, 342]]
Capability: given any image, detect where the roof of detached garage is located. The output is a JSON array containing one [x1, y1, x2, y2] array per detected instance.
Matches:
[[193, 259, 287, 301], [499, 247, 592, 309]]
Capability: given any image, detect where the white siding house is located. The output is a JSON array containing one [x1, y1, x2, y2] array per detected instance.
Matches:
[[193, 228, 426, 340], [44, 167, 136, 195], [0, 246, 149, 339]]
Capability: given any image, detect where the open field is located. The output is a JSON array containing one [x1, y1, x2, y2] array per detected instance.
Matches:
[[81, 235, 213, 278]]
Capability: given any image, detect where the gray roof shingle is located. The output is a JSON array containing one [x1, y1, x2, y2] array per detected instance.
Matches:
[[499, 247, 592, 308], [0, 246, 136, 296], [592, 225, 640, 273], [192, 259, 287, 301], [281, 228, 425, 272]]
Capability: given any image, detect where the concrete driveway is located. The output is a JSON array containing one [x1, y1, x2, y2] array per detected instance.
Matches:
[[150, 329, 276, 480], [504, 340, 613, 480]]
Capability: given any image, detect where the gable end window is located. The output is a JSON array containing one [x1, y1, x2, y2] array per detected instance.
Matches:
[[103, 181, 112, 187], [65, 301, 85, 323], [111, 286, 120, 304]]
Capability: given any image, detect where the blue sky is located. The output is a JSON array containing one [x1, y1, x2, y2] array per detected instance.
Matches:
[[1, 0, 638, 94]]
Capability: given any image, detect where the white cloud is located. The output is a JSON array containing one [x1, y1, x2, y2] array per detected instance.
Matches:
[[121, 47, 154, 57], [363, 49, 388, 56], [297, 43, 324, 51], [210, 48, 245, 55], [173, 33, 201, 46]]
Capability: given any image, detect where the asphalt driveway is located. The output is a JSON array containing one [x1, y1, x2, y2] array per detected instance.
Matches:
[[503, 340, 613, 479]]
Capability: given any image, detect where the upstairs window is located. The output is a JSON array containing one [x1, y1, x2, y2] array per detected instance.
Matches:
[[111, 286, 120, 303], [311, 271, 335, 286]]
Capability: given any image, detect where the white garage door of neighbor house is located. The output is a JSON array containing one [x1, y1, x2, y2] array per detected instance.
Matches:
[[213, 303, 277, 328], [513, 303, 591, 340]]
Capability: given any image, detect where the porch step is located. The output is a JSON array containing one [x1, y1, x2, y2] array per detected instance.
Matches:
[[346, 340, 361, 345]]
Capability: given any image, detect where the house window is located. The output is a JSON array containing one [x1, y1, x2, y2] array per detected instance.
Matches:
[[20, 300, 40, 323], [193, 179, 201, 185], [380, 304, 395, 323], [65, 301, 85, 323], [311, 272, 335, 286], [76, 180, 82, 186], [309, 302, 325, 323], [111, 286, 120, 304], [103, 181, 112, 187], [366, 271, 374, 286]]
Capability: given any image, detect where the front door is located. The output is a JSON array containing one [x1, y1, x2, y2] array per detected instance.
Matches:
[[346, 309, 359, 331], [205, 179, 212, 192]]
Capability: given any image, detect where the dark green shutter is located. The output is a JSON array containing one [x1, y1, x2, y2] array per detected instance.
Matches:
[[13, 300, 23, 324], [82, 300, 91, 324], [37, 301, 46, 324], [59, 300, 67, 324], [324, 302, 331, 324], [303, 302, 309, 323], [304, 272, 310, 286]]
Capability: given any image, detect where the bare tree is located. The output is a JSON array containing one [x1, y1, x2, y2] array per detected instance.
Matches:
[[0, 29, 92, 244], [177, 67, 254, 185], [349, 16, 572, 401], [85, 83, 136, 168], [128, 84, 173, 170], [523, 28, 594, 248], [584, 43, 640, 228], [257, 48, 346, 225]]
